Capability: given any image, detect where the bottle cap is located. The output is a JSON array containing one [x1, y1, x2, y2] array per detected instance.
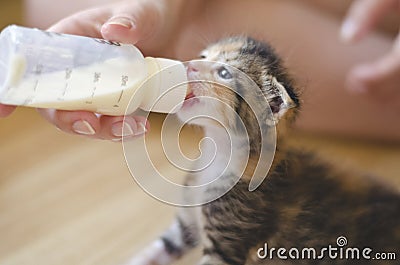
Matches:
[[140, 57, 188, 113]]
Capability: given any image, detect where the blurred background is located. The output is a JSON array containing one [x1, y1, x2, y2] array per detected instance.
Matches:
[[0, 1, 399, 265]]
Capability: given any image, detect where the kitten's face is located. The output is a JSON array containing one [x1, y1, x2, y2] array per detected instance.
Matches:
[[177, 37, 299, 132]]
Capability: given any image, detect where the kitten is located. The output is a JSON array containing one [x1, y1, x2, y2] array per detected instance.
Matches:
[[126, 37, 400, 265]]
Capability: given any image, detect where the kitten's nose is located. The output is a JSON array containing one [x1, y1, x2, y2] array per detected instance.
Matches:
[[186, 62, 199, 73]]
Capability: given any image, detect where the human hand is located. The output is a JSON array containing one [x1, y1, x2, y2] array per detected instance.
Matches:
[[34, 0, 188, 140], [37, 0, 175, 140], [0, 104, 16, 118], [341, 0, 400, 106]]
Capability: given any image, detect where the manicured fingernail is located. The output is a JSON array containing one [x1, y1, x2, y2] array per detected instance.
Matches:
[[72, 120, 96, 135], [340, 19, 357, 42], [134, 122, 147, 136], [106, 17, 134, 29], [112, 122, 134, 137]]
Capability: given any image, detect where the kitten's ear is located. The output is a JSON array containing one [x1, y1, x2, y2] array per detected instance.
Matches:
[[267, 76, 297, 123]]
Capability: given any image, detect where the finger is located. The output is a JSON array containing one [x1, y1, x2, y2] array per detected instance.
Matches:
[[48, 8, 112, 38], [37, 108, 100, 136], [346, 48, 400, 101], [341, 0, 397, 43], [99, 115, 149, 141], [0, 104, 16, 117], [100, 1, 161, 44]]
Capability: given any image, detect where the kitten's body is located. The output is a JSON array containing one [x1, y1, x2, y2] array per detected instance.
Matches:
[[127, 37, 400, 265]]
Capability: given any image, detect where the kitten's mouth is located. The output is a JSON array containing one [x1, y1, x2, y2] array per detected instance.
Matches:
[[183, 64, 203, 108], [183, 87, 200, 108], [185, 92, 196, 100]]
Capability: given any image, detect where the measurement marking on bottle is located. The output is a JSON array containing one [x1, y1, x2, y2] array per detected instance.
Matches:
[[117, 90, 124, 104], [34, 64, 43, 75], [86, 86, 97, 105], [42, 30, 63, 38], [33, 80, 39, 92], [94, 72, 101, 83], [121, 75, 128, 86], [65, 68, 72, 80], [94, 39, 121, 46], [91, 86, 97, 98], [62, 83, 68, 97], [23, 97, 33, 105]]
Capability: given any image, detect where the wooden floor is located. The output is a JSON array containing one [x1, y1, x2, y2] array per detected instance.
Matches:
[[0, 108, 399, 265], [0, 109, 204, 265]]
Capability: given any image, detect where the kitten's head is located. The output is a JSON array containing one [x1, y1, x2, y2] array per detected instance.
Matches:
[[178, 36, 300, 136]]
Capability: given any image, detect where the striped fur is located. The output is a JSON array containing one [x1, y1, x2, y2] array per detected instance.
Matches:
[[126, 37, 400, 265]]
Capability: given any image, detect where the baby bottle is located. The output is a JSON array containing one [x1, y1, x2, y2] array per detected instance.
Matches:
[[0, 25, 188, 115]]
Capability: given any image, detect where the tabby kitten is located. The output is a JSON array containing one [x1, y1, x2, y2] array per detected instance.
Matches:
[[126, 37, 399, 265]]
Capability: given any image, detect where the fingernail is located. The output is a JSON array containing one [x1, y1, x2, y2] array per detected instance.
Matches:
[[106, 17, 134, 29], [72, 120, 96, 135], [134, 122, 147, 136], [112, 122, 134, 137], [340, 19, 357, 43]]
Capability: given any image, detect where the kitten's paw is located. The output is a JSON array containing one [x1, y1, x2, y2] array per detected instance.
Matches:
[[123, 240, 174, 265], [123, 255, 159, 265]]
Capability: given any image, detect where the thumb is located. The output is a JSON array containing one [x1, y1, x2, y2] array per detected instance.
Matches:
[[340, 0, 397, 43], [100, 2, 161, 45]]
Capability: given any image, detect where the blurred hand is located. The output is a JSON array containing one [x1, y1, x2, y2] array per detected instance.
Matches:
[[1, 0, 189, 139], [0, 104, 15, 118], [341, 0, 400, 107]]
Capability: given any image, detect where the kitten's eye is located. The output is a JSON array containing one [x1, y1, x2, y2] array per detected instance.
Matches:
[[217, 67, 233, 79], [199, 54, 207, 59]]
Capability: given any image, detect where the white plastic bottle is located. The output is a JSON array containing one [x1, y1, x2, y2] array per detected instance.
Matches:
[[0, 25, 188, 115]]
